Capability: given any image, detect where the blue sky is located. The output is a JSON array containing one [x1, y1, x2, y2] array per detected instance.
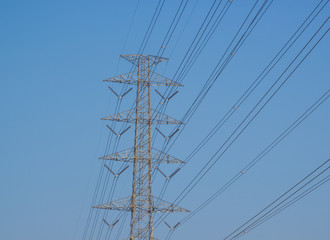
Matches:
[[0, 0, 329, 240]]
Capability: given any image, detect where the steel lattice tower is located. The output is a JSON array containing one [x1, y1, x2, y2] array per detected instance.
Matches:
[[93, 55, 189, 240]]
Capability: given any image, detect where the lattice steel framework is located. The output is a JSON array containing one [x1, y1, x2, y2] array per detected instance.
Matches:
[[94, 55, 188, 240]]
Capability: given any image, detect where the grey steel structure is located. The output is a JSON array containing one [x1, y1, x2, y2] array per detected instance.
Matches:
[[93, 55, 188, 240]]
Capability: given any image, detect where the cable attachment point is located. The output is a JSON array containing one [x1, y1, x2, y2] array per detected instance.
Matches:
[[106, 125, 131, 137], [155, 127, 179, 141], [103, 218, 120, 228], [164, 221, 181, 230], [157, 167, 181, 180], [108, 86, 132, 99], [155, 89, 179, 104], [104, 164, 129, 177]]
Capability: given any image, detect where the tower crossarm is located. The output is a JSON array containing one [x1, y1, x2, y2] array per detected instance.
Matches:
[[103, 71, 183, 87], [103, 71, 138, 85], [120, 54, 168, 67], [93, 196, 189, 213], [101, 108, 184, 124], [99, 147, 185, 164], [122, 238, 160, 240]]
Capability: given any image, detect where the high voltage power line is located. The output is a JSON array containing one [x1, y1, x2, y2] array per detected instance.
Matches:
[[80, 0, 329, 239], [153, 12, 329, 229], [154, 0, 328, 218], [152, 0, 273, 199], [224, 158, 330, 240], [164, 90, 329, 239]]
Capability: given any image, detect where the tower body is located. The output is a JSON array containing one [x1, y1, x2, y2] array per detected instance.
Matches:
[[93, 54, 188, 240], [130, 56, 154, 239]]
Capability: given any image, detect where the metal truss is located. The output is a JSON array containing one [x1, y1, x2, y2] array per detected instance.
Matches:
[[96, 55, 187, 240]]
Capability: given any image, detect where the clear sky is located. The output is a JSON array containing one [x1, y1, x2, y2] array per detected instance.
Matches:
[[0, 0, 329, 240]]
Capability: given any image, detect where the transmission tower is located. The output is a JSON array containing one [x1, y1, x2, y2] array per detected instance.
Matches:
[[93, 55, 189, 239]]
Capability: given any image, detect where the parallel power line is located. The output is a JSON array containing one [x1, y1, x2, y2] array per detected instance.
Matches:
[[156, 0, 328, 209], [154, 16, 329, 228], [151, 0, 274, 187], [224, 158, 330, 240], [166, 90, 329, 239], [151, 0, 274, 205]]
